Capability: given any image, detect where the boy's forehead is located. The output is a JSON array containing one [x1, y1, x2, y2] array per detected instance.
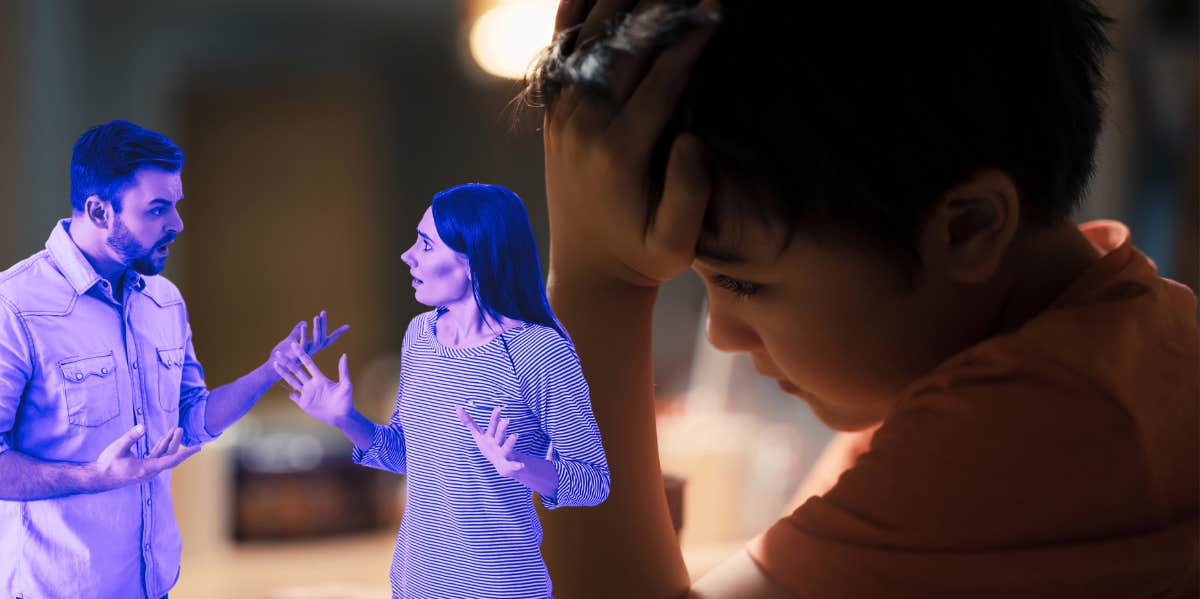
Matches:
[[695, 182, 791, 265]]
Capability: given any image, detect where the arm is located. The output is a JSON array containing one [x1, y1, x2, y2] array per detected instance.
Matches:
[[273, 346, 407, 475], [522, 331, 610, 508], [204, 311, 348, 437], [534, 1, 790, 595], [0, 425, 200, 501]]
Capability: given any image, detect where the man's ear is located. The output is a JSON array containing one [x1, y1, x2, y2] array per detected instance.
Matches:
[[84, 195, 112, 229], [919, 169, 1020, 284]]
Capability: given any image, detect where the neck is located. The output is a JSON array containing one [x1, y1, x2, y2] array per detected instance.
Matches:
[[67, 217, 129, 293], [986, 219, 1101, 337], [438, 299, 510, 344]]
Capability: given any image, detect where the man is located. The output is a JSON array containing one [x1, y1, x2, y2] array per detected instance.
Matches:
[[0, 120, 348, 598]]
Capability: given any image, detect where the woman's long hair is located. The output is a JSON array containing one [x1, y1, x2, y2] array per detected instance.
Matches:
[[432, 183, 570, 343]]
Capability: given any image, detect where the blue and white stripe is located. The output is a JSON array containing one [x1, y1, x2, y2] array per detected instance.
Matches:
[[353, 309, 609, 598]]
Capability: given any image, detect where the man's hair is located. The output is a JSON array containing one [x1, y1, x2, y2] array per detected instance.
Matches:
[[522, 1, 1114, 263], [70, 120, 184, 213]]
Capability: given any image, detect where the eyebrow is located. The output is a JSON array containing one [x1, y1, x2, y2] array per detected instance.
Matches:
[[148, 198, 173, 207], [416, 229, 433, 242], [694, 238, 750, 265]]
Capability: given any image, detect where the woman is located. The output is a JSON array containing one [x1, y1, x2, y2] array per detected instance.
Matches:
[[273, 183, 610, 599]]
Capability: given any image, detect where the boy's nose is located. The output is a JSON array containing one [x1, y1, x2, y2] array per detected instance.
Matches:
[[704, 311, 762, 354]]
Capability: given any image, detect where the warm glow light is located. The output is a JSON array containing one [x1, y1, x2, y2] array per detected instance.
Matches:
[[469, 0, 558, 79]]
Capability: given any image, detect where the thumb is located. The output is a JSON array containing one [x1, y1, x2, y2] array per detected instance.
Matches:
[[109, 424, 146, 455], [337, 353, 349, 383]]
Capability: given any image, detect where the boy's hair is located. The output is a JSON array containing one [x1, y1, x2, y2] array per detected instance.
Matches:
[[521, 1, 1114, 265], [70, 120, 184, 213]]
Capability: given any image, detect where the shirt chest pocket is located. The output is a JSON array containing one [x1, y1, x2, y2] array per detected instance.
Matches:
[[58, 352, 120, 427], [156, 347, 185, 412]]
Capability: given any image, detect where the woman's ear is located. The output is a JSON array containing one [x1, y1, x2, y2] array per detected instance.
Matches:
[[919, 169, 1021, 284]]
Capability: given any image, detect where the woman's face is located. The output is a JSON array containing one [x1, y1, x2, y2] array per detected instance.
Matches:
[[401, 206, 473, 308]]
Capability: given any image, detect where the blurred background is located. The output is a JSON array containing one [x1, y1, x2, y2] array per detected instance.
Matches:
[[0, 1, 1194, 597]]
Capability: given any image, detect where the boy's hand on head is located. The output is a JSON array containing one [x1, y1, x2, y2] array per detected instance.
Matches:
[[544, 0, 719, 288]]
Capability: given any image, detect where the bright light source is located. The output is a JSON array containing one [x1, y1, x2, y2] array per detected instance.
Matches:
[[469, 0, 558, 80]]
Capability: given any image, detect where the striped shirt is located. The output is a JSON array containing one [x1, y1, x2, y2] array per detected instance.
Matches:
[[353, 308, 610, 599]]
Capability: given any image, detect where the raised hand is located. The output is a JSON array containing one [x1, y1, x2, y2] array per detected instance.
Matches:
[[273, 342, 354, 429], [269, 310, 350, 371], [91, 425, 201, 492], [456, 405, 525, 478], [542, 0, 720, 287]]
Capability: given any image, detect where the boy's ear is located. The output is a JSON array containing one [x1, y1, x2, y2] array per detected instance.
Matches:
[[919, 169, 1020, 284], [84, 195, 113, 229]]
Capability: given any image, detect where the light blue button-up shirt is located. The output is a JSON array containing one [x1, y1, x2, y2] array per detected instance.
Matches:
[[0, 220, 219, 598]]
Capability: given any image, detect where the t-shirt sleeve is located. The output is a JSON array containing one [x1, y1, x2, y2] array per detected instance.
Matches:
[[745, 372, 1168, 598]]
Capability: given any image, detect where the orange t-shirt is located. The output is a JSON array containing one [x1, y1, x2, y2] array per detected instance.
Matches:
[[746, 221, 1199, 598]]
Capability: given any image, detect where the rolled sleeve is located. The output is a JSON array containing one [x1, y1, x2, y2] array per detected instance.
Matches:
[[0, 298, 33, 456], [352, 416, 406, 475], [178, 325, 220, 446]]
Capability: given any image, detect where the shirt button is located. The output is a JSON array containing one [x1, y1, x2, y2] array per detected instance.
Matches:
[[100, 367, 109, 374], [145, 543, 151, 551], [147, 497, 152, 505], [132, 362, 138, 370], [136, 407, 143, 415], [74, 373, 83, 381]]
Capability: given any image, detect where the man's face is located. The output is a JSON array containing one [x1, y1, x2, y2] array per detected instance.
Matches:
[[400, 206, 473, 307], [106, 168, 184, 276], [690, 181, 956, 431]]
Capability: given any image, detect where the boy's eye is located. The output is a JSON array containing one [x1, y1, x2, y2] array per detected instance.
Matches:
[[150, 207, 165, 216], [711, 274, 761, 299], [422, 240, 432, 251]]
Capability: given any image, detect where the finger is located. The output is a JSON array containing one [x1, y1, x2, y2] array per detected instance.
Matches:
[[324, 324, 350, 349], [554, 0, 588, 36], [502, 432, 520, 453], [289, 392, 301, 403], [273, 358, 305, 390], [495, 417, 510, 442], [165, 427, 183, 455], [291, 343, 322, 379], [455, 406, 484, 435], [487, 406, 502, 435], [311, 311, 325, 348], [111, 424, 146, 455], [155, 444, 202, 471], [337, 354, 350, 384], [647, 134, 711, 261], [609, 1, 717, 159], [299, 321, 308, 353], [577, 0, 641, 46], [147, 429, 172, 458]]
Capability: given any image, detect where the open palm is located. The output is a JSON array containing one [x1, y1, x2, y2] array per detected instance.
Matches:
[[456, 405, 524, 478], [273, 342, 353, 429]]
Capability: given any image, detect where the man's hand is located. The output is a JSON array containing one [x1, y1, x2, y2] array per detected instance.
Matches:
[[456, 405, 526, 478], [269, 310, 349, 372], [90, 425, 200, 492], [544, 0, 719, 288], [273, 343, 354, 429]]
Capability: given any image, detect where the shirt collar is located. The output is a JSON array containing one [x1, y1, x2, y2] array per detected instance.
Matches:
[[45, 219, 145, 296]]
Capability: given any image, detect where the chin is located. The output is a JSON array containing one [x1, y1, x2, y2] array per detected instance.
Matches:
[[806, 401, 886, 432]]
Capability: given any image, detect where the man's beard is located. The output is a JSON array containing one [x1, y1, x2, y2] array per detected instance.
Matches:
[[107, 215, 173, 276]]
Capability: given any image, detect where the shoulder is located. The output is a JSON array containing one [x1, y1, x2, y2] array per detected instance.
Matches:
[[802, 364, 1145, 549], [0, 250, 76, 315], [508, 323, 579, 371], [139, 274, 185, 308]]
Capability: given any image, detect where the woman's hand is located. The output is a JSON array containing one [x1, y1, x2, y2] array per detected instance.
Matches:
[[456, 405, 525, 478], [543, 0, 719, 288], [268, 310, 349, 372], [273, 343, 354, 429]]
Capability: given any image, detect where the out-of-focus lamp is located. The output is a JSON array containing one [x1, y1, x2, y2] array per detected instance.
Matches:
[[467, 0, 558, 79]]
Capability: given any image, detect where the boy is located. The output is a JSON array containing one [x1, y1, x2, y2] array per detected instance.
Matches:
[[526, 1, 1198, 597]]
